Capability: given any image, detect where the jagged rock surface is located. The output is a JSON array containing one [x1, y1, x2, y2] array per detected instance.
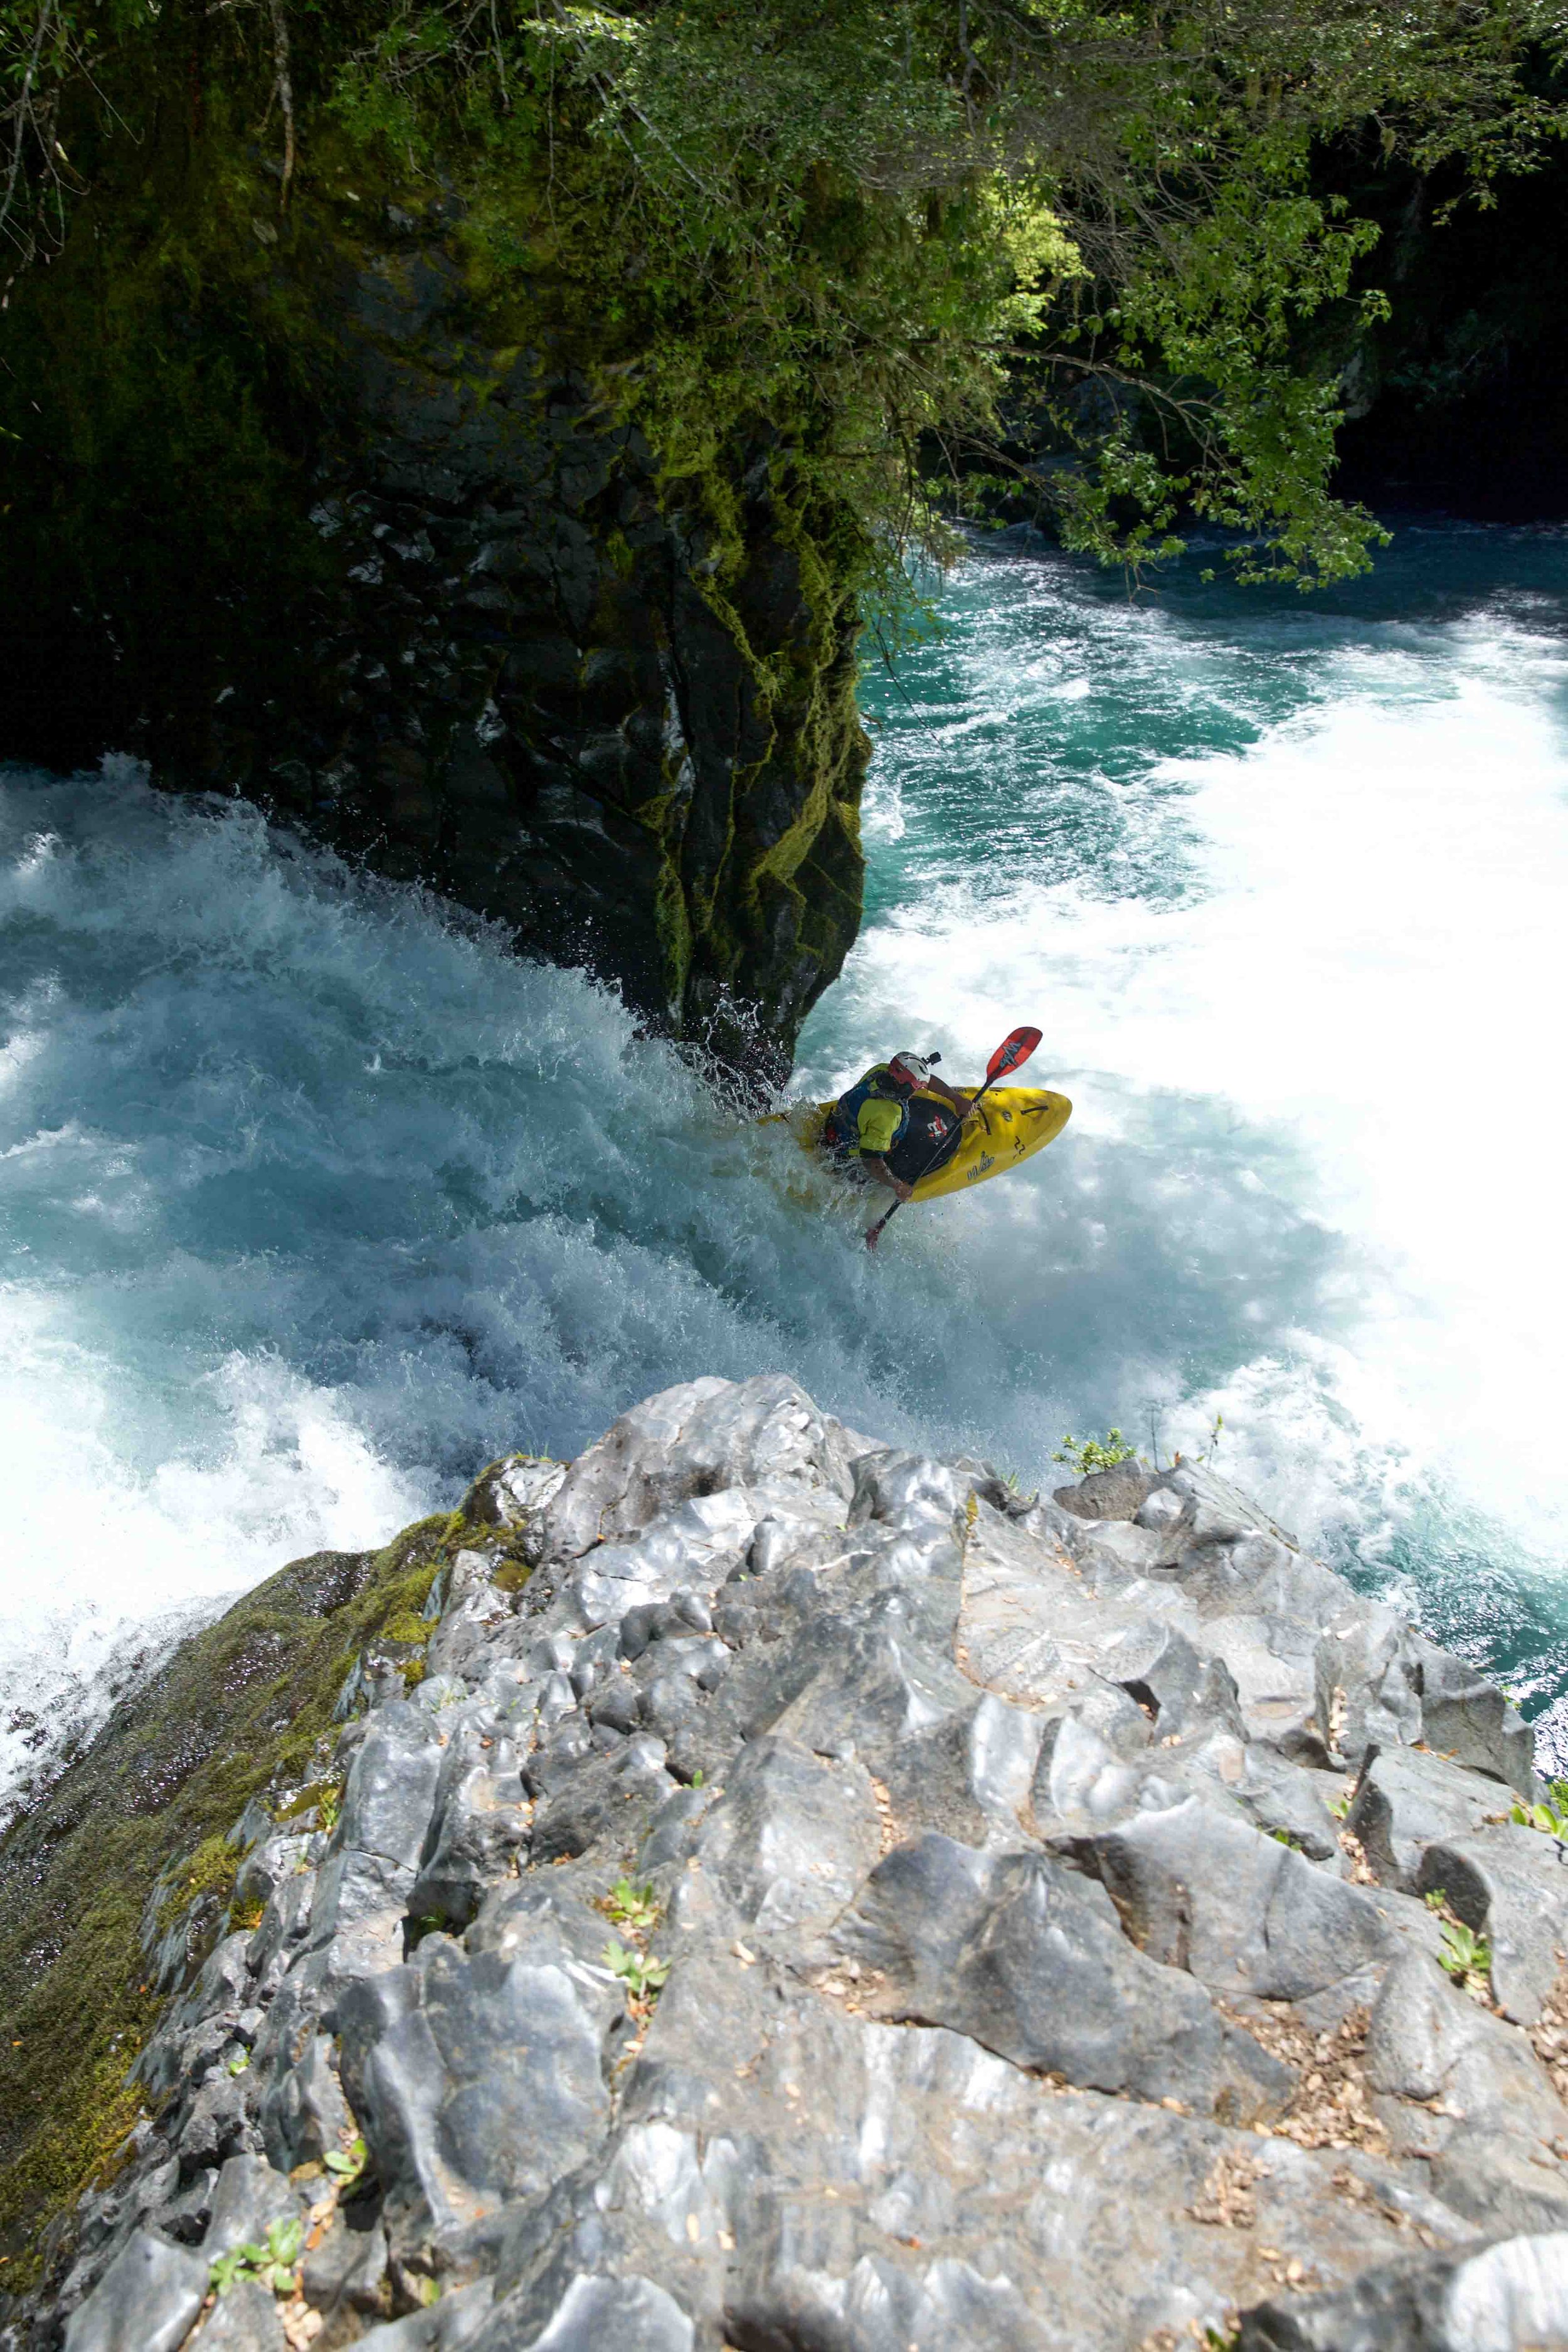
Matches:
[[9, 1376, 1568, 2352]]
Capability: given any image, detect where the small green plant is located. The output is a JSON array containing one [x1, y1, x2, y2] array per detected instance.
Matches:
[[603, 1941, 671, 2003], [602, 1879, 660, 1934], [1198, 1412, 1224, 1462], [1424, 1887, 1448, 1911], [1438, 1919, 1492, 1986], [225, 2052, 249, 2077], [209, 2216, 304, 2297], [1327, 1791, 1351, 1822], [1269, 1828, 1305, 1850], [281, 1779, 342, 1835], [1052, 1430, 1136, 1476], [324, 2134, 368, 2187], [1512, 1779, 1568, 1838]]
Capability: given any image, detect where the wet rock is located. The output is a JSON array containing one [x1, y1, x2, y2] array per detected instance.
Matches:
[[1239, 2227, 1568, 2351], [1350, 1744, 1510, 1891], [1414, 1641, 1538, 1796], [833, 1831, 1287, 2118], [191, 2278, 285, 2350], [484, 2272, 695, 2350], [543, 1377, 857, 1563], [16, 1373, 1559, 2352], [1086, 1793, 1433, 2008], [675, 1734, 881, 1932], [300, 2209, 389, 2318], [529, 1732, 675, 1862], [1096, 1619, 1248, 1744], [354, 2280, 495, 2346], [61, 2230, 207, 2352], [204, 2156, 302, 2258], [1051, 1461, 1160, 1522], [338, 1888, 619, 2254], [259, 2031, 352, 2171], [177, 2067, 253, 2171], [1417, 1825, 1568, 2027]]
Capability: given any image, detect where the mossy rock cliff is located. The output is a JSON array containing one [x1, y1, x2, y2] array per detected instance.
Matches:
[[0, 1504, 475, 2286], [0, 24, 868, 1084]]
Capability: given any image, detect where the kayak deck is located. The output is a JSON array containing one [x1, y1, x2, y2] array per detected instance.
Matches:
[[791, 1086, 1072, 1202]]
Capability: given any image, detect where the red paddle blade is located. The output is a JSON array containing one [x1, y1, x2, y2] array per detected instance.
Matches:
[[985, 1025, 1042, 1082]]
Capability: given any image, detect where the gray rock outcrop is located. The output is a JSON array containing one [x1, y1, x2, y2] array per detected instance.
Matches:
[[9, 1375, 1568, 2351]]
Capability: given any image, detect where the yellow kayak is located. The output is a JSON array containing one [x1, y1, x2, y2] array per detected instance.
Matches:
[[786, 1086, 1073, 1202]]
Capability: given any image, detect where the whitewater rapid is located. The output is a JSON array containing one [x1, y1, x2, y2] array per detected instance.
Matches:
[[4, 521, 1568, 1803]]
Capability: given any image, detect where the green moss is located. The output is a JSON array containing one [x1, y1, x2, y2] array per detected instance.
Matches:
[[154, 1835, 241, 1937], [0, 1509, 459, 2285], [381, 1612, 438, 1648]]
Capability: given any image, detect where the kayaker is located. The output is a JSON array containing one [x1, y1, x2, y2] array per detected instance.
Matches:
[[823, 1052, 973, 1200]]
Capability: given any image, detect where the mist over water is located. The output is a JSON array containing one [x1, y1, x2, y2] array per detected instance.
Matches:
[[6, 521, 1568, 1801]]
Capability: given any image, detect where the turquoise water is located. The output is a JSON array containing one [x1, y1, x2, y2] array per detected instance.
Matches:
[[4, 521, 1568, 1789]]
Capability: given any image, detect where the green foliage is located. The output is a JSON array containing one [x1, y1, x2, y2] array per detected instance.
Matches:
[[281, 1779, 342, 1835], [324, 2134, 369, 2187], [1438, 1918, 1492, 1985], [1512, 1781, 1568, 1836], [603, 1939, 671, 2003], [3, 0, 1568, 622], [601, 1878, 661, 1934], [209, 2215, 304, 2297], [1053, 1429, 1136, 1476], [1328, 1791, 1351, 1822]]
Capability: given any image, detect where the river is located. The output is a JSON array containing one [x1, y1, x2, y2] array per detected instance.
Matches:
[[4, 520, 1567, 1802]]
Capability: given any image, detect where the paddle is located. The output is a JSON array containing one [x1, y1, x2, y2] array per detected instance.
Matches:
[[865, 1024, 1043, 1252]]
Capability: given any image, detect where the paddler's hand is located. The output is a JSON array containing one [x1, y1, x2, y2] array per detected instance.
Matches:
[[862, 1155, 914, 1201]]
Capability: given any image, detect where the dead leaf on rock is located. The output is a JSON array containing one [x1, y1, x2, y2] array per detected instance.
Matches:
[[1189, 2148, 1258, 2228]]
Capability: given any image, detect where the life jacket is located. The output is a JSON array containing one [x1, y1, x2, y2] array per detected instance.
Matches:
[[825, 1065, 909, 1158]]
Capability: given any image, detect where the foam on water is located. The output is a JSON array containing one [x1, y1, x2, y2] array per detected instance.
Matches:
[[800, 524, 1568, 1739], [0, 763, 1094, 1803], [5, 522, 1568, 1801]]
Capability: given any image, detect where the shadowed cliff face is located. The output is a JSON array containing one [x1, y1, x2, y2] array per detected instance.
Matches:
[[1, 184, 868, 1086]]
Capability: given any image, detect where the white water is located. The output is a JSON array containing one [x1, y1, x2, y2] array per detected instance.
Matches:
[[5, 522, 1568, 1802]]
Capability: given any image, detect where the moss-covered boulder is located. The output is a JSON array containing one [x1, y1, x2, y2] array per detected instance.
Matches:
[[0, 1510, 465, 2286], [0, 33, 867, 1084]]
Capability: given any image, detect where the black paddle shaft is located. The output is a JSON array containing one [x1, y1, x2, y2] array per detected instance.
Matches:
[[864, 1074, 1002, 1251], [863, 1025, 1042, 1253]]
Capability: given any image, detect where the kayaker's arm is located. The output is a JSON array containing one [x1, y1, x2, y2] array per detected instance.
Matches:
[[927, 1077, 973, 1116], [861, 1153, 914, 1202]]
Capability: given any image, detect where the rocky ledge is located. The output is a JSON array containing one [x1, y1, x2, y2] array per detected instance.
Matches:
[[9, 1375, 1568, 2352]]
